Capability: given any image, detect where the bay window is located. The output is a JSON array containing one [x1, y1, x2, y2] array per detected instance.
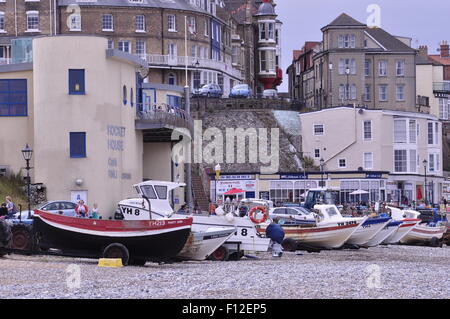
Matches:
[[259, 49, 275, 73]]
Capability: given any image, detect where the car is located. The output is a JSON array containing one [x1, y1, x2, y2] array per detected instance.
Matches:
[[196, 83, 223, 98], [269, 206, 316, 225], [229, 84, 253, 98], [262, 89, 278, 99], [14, 200, 78, 220]]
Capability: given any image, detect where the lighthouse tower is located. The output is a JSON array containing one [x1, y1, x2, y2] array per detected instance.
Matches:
[[254, 0, 282, 94]]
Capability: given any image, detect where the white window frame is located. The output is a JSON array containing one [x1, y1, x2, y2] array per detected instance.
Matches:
[[363, 152, 373, 170], [364, 84, 371, 101], [0, 12, 5, 33], [396, 60, 405, 76], [118, 40, 131, 53], [378, 60, 387, 76], [26, 11, 40, 32], [338, 158, 347, 169], [313, 124, 324, 136], [69, 13, 81, 31], [363, 120, 372, 141], [102, 14, 114, 32], [379, 84, 388, 101], [168, 14, 177, 32], [396, 84, 405, 101], [135, 39, 146, 59], [135, 15, 145, 32], [314, 149, 320, 158]]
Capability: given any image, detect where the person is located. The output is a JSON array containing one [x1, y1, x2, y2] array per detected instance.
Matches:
[[90, 203, 99, 219], [5, 196, 17, 219], [75, 200, 89, 218], [0, 203, 7, 218]]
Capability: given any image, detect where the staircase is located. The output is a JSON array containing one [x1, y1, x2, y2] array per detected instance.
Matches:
[[191, 173, 210, 212]]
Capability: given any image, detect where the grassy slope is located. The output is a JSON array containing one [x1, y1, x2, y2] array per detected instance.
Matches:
[[0, 175, 27, 209]]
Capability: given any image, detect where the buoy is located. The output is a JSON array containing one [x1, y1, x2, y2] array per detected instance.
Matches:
[[98, 258, 123, 268]]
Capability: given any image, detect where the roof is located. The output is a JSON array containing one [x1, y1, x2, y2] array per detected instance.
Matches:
[[416, 54, 442, 66], [221, 0, 258, 24], [429, 55, 450, 66], [58, 0, 208, 15], [322, 13, 366, 30], [364, 27, 416, 53], [254, 1, 276, 16], [293, 50, 303, 60]]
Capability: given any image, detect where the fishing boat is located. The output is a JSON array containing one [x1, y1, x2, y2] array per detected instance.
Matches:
[[399, 209, 447, 246], [345, 217, 392, 246], [382, 206, 420, 244], [363, 220, 402, 247], [118, 181, 271, 260], [257, 204, 367, 250], [176, 227, 236, 261], [33, 209, 192, 265]]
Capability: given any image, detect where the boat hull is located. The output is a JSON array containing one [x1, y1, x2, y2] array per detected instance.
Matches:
[[346, 217, 391, 246], [382, 219, 420, 244], [400, 224, 446, 245], [364, 221, 401, 247], [177, 227, 236, 261], [33, 211, 192, 261]]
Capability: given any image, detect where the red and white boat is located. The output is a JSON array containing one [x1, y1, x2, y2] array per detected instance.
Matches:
[[257, 205, 367, 250], [382, 206, 420, 244], [33, 209, 192, 264], [399, 209, 447, 246]]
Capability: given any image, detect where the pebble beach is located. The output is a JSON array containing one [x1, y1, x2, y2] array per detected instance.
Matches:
[[1, 245, 449, 299]]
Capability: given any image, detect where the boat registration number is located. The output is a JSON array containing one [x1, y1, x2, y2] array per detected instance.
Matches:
[[337, 221, 358, 226]]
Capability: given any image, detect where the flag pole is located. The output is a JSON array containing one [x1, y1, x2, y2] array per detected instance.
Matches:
[[185, 15, 188, 87]]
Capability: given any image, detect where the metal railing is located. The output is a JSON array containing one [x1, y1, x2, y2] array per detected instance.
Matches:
[[143, 54, 242, 79], [433, 82, 450, 93], [135, 103, 193, 131], [0, 58, 12, 65]]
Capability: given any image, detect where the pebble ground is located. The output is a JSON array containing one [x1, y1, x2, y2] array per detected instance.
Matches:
[[1, 245, 449, 299]]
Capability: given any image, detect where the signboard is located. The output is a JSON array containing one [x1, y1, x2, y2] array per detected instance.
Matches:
[[71, 190, 88, 205], [211, 180, 256, 196], [214, 175, 255, 181], [280, 173, 308, 180], [259, 191, 270, 200], [366, 173, 382, 179]]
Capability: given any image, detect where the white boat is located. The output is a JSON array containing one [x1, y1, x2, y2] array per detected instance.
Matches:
[[257, 204, 367, 250], [364, 220, 401, 247], [118, 181, 271, 259], [345, 216, 392, 246], [382, 206, 420, 244], [177, 227, 236, 261], [398, 209, 447, 246]]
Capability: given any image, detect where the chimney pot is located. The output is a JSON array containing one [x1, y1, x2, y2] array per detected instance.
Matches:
[[440, 40, 449, 58]]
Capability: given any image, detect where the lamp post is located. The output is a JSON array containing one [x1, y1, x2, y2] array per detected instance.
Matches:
[[319, 158, 325, 188], [21, 144, 33, 219], [345, 66, 350, 103], [328, 63, 333, 107], [423, 159, 428, 205], [215, 164, 221, 203]]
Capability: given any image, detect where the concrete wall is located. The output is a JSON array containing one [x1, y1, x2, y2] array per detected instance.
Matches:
[[416, 63, 443, 118], [32, 35, 143, 216]]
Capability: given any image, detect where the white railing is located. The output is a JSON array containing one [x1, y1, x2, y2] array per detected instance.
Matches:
[[0, 58, 11, 65], [143, 54, 243, 79]]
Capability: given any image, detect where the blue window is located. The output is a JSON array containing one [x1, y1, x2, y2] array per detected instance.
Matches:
[[0, 79, 27, 116], [167, 95, 181, 108], [70, 132, 86, 158], [69, 69, 85, 95]]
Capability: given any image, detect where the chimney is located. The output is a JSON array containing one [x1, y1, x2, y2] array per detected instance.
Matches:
[[418, 45, 428, 57], [440, 40, 449, 58]]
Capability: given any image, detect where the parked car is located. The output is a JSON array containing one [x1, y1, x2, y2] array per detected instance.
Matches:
[[269, 206, 316, 225], [196, 83, 223, 98], [229, 84, 253, 98], [263, 89, 278, 99], [14, 201, 78, 220]]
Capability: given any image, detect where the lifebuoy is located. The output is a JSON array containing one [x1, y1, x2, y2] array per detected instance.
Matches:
[[249, 206, 268, 224]]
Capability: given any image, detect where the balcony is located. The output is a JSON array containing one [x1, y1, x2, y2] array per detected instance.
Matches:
[[0, 58, 11, 65], [433, 82, 450, 95], [143, 54, 242, 79]]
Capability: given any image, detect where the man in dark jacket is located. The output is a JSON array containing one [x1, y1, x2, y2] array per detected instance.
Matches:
[[0, 203, 8, 218]]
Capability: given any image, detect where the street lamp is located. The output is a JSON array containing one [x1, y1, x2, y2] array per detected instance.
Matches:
[[423, 159, 428, 205], [345, 66, 350, 103], [215, 164, 221, 203], [21, 144, 33, 219], [319, 158, 325, 188]]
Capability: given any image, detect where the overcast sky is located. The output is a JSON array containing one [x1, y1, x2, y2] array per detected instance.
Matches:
[[276, 0, 450, 92]]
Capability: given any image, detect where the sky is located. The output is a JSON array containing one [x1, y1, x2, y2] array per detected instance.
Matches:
[[276, 0, 450, 92]]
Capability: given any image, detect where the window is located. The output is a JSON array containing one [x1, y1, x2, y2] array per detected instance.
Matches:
[[396, 85, 405, 101], [409, 150, 416, 173], [379, 85, 388, 101], [428, 122, 434, 144], [439, 98, 450, 120], [168, 43, 177, 57], [167, 95, 181, 108], [189, 16, 196, 33], [154, 186, 168, 199], [364, 152, 373, 169], [338, 34, 356, 48], [193, 71, 201, 89], [314, 124, 324, 136], [409, 120, 416, 143], [26, 11, 39, 31], [69, 13, 81, 31], [0, 79, 28, 116], [135, 15, 145, 32], [364, 84, 371, 101], [396, 60, 405, 76], [350, 84, 356, 100], [338, 159, 346, 168], [135, 40, 146, 59], [108, 39, 114, 49], [394, 150, 407, 172], [168, 15, 176, 31], [204, 19, 208, 36], [435, 122, 439, 145], [314, 149, 320, 158], [378, 60, 387, 76], [338, 59, 356, 74], [364, 59, 371, 76], [70, 132, 86, 158], [363, 120, 372, 140], [123, 85, 127, 105], [68, 69, 85, 95], [394, 119, 407, 143], [102, 14, 113, 31], [429, 154, 435, 172], [339, 84, 349, 100], [168, 73, 176, 85], [259, 50, 275, 72], [118, 41, 131, 53], [0, 13, 4, 32]]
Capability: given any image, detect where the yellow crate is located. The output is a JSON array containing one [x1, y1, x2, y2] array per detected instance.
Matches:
[[97, 258, 123, 268]]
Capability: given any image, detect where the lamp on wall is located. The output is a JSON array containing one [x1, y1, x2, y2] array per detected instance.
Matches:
[[75, 179, 84, 187]]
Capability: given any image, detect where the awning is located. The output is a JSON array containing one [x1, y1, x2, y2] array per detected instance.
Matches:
[[224, 188, 246, 195]]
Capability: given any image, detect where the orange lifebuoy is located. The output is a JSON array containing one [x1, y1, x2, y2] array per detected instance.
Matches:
[[249, 206, 268, 224]]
